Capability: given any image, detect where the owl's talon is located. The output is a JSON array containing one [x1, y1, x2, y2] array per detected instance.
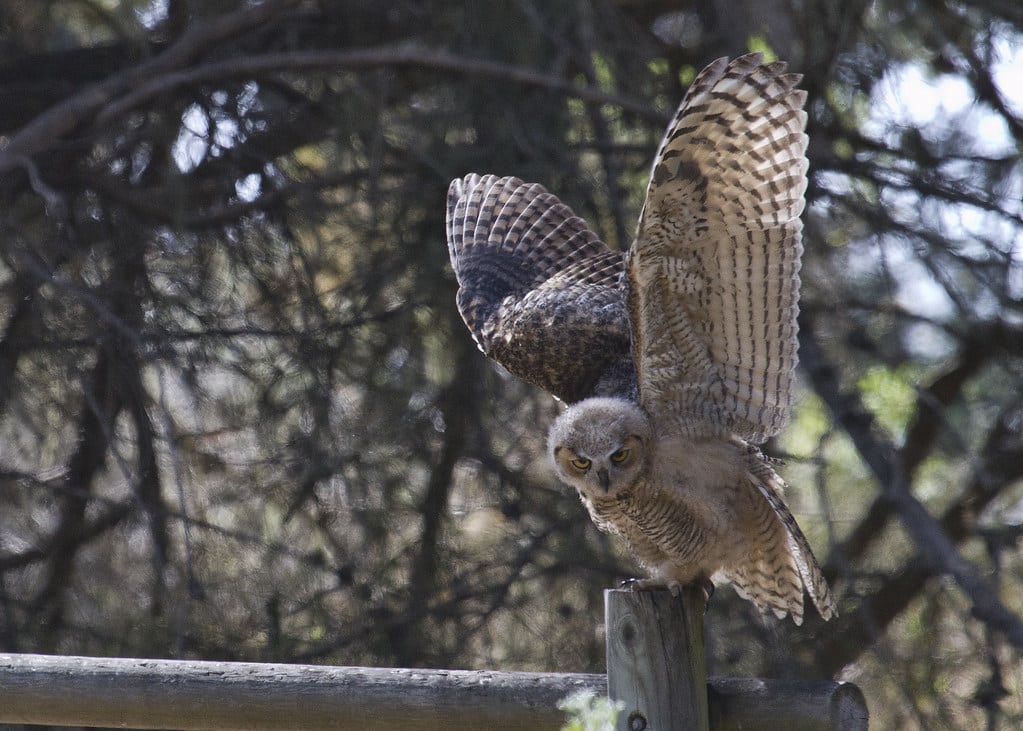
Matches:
[[620, 577, 683, 596], [619, 577, 714, 605], [701, 579, 715, 610]]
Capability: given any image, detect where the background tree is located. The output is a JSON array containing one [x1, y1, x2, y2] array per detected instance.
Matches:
[[0, 1, 1021, 728]]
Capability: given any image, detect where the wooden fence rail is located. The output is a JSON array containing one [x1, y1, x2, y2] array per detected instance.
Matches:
[[0, 589, 867, 731]]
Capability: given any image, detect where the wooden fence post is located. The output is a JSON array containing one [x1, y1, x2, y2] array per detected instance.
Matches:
[[605, 587, 709, 731]]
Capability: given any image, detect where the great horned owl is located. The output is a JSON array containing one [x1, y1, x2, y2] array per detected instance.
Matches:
[[445, 54, 835, 624]]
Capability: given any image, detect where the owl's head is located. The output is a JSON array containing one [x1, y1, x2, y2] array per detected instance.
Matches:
[[548, 397, 652, 498]]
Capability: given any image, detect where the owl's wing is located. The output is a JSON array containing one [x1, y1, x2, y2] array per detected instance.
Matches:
[[627, 54, 808, 443], [446, 174, 636, 404]]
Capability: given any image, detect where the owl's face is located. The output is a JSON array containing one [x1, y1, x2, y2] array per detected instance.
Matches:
[[548, 397, 651, 498]]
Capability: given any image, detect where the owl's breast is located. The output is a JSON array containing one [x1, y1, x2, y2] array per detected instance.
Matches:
[[577, 490, 631, 534]]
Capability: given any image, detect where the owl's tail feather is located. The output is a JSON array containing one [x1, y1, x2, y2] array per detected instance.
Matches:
[[716, 449, 836, 625], [748, 458, 837, 624]]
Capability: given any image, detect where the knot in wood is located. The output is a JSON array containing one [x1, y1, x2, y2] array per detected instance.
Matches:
[[627, 710, 647, 730]]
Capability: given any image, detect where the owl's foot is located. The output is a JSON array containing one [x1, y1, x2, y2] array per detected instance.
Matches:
[[619, 577, 683, 597], [620, 577, 714, 603]]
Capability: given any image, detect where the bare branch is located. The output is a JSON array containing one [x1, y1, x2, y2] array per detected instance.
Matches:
[[0, 0, 303, 175], [95, 44, 666, 129], [800, 319, 1023, 647]]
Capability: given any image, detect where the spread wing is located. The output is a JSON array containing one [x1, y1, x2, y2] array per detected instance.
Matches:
[[446, 174, 636, 404], [627, 54, 808, 443]]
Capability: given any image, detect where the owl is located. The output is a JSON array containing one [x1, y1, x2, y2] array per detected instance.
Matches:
[[445, 54, 835, 624]]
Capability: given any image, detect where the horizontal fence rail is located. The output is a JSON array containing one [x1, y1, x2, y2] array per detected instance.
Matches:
[[0, 653, 600, 731], [0, 652, 866, 731]]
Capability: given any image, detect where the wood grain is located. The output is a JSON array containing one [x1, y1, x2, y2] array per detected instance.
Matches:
[[0, 647, 866, 730], [605, 587, 710, 731]]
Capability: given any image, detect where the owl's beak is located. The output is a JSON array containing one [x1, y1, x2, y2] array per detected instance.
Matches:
[[597, 467, 610, 491]]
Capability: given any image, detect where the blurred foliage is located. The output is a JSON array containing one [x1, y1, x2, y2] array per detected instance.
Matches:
[[1, 1, 1022, 729], [558, 689, 624, 731]]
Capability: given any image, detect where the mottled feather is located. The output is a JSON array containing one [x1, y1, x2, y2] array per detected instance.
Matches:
[[629, 54, 807, 443], [743, 446, 836, 622], [447, 174, 635, 403]]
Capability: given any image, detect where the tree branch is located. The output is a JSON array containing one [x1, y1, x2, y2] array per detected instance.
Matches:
[[94, 44, 666, 130], [824, 336, 990, 580], [799, 318, 1023, 650], [0, 0, 303, 175]]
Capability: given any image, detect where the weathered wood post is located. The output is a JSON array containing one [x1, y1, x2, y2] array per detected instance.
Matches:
[[605, 587, 709, 731]]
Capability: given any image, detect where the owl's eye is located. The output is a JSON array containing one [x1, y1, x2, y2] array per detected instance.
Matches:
[[570, 457, 592, 471], [610, 448, 631, 464]]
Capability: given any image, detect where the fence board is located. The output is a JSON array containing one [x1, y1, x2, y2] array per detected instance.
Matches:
[[0, 654, 601, 731], [0, 652, 867, 730]]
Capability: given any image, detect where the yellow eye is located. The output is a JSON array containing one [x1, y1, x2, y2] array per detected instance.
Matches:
[[610, 448, 631, 464], [570, 457, 591, 471]]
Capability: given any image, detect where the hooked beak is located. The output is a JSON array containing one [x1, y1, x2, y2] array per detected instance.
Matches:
[[597, 467, 610, 491]]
